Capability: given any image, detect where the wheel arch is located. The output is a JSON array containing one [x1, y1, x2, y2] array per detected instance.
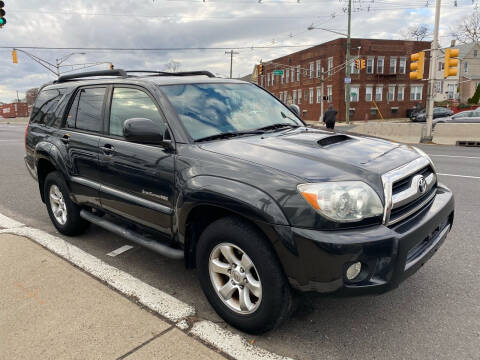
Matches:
[[35, 143, 70, 203]]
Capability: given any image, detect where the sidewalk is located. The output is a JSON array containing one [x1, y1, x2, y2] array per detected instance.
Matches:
[[0, 233, 226, 360], [0, 117, 29, 125]]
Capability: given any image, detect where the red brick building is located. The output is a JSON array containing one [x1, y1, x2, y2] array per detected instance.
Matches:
[[0, 102, 29, 118], [257, 38, 430, 122]]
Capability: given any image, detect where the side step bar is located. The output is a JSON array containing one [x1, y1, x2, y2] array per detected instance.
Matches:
[[80, 210, 184, 260]]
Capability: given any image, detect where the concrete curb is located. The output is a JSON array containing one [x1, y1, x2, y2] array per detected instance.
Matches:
[[0, 213, 292, 360]]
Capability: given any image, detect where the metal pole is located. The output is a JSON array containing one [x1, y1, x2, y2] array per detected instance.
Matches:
[[425, 0, 441, 140], [225, 50, 239, 79], [320, 67, 325, 122], [345, 0, 352, 124]]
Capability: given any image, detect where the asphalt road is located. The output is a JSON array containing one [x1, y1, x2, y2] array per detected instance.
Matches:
[[1, 123, 479, 360]]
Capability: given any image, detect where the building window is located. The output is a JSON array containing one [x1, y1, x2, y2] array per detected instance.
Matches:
[[365, 86, 373, 102], [399, 57, 406, 74], [272, 73, 276, 86], [438, 62, 444, 71], [309, 62, 314, 78], [447, 83, 456, 100], [296, 65, 301, 81], [387, 85, 395, 101], [410, 85, 423, 100], [281, 72, 284, 84], [350, 60, 359, 74], [284, 91, 288, 102], [285, 68, 289, 83], [349, 86, 360, 102], [267, 73, 270, 87], [298, 89, 302, 104], [279, 92, 283, 102], [309, 88, 314, 104], [260, 75, 264, 87], [328, 57, 333, 75], [391, 107, 399, 115], [367, 57, 374, 74], [292, 89, 297, 104], [316, 87, 321, 103], [398, 86, 405, 101], [389, 57, 397, 74], [377, 57, 384, 74], [464, 62, 468, 73], [375, 86, 383, 101], [291, 67, 295, 82], [370, 108, 378, 116], [435, 81, 443, 94], [327, 86, 332, 102], [316, 60, 321, 78], [475, 50, 478, 57]]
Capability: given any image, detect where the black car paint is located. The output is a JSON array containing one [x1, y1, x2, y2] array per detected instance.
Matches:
[[25, 75, 455, 294]]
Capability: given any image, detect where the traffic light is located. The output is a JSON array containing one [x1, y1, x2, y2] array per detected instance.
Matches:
[[0, 1, 6, 27], [361, 59, 366, 70], [258, 63, 263, 75], [444, 48, 459, 78], [355, 59, 360, 69], [109, 63, 114, 70], [409, 51, 425, 80], [12, 49, 17, 64]]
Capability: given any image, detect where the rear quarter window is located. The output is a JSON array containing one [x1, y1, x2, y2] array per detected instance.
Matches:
[[30, 88, 67, 127]]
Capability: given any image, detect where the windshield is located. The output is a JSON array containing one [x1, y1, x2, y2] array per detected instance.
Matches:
[[159, 83, 303, 140]]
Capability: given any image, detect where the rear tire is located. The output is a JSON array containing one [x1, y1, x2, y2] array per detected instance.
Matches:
[[196, 216, 292, 334], [44, 171, 89, 236]]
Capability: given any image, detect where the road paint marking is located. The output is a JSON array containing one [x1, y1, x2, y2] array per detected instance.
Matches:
[[107, 245, 134, 257], [191, 321, 292, 360], [437, 173, 480, 179], [0, 212, 290, 360], [431, 154, 480, 160]]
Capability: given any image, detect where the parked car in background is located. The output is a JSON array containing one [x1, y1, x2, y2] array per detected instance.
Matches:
[[410, 107, 453, 122], [433, 109, 480, 127]]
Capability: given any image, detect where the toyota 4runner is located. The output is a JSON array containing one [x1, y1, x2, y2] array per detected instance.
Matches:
[[25, 69, 454, 334]]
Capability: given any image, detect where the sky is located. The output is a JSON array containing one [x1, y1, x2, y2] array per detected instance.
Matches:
[[0, 0, 478, 103]]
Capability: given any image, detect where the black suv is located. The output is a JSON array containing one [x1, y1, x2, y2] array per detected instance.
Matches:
[[25, 69, 454, 334]]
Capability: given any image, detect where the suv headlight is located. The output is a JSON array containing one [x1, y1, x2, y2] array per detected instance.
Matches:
[[297, 181, 383, 222]]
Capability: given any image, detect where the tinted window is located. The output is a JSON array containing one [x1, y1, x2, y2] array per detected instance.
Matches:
[[109, 88, 165, 137], [159, 83, 301, 141], [74, 87, 106, 132], [30, 88, 66, 126]]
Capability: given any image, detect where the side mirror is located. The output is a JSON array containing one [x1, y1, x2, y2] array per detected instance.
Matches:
[[289, 104, 301, 118], [123, 118, 164, 144]]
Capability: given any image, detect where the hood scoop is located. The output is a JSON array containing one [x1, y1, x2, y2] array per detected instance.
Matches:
[[317, 134, 353, 147]]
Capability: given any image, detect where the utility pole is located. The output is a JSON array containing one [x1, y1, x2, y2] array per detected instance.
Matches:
[[16, 90, 19, 103], [225, 50, 239, 79], [320, 67, 325, 122], [425, 0, 441, 141], [345, 0, 352, 124]]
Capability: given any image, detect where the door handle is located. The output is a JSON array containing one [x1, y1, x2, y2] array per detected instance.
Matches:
[[61, 134, 70, 144], [100, 144, 115, 155]]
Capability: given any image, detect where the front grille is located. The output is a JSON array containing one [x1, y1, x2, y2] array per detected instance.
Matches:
[[382, 158, 438, 226]]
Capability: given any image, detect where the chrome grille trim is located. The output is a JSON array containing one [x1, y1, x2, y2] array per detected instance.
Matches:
[[392, 172, 436, 209], [388, 188, 436, 226], [381, 157, 431, 225]]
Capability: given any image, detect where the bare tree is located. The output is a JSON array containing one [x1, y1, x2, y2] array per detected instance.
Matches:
[[164, 59, 181, 72], [451, 11, 480, 44], [402, 23, 430, 41]]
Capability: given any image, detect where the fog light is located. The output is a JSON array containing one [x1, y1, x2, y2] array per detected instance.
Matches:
[[346, 262, 362, 280]]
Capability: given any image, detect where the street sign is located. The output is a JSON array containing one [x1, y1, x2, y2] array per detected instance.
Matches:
[[344, 77, 351, 84], [273, 70, 284, 75]]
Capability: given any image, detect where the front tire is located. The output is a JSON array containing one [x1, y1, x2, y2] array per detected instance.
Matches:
[[44, 171, 89, 236], [196, 216, 292, 334]]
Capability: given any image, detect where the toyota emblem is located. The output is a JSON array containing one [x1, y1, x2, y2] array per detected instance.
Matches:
[[418, 176, 427, 194]]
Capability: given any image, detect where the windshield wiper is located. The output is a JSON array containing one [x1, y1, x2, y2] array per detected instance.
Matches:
[[255, 123, 301, 132], [194, 130, 265, 143]]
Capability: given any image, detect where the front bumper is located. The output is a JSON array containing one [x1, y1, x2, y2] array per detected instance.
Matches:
[[275, 184, 454, 295]]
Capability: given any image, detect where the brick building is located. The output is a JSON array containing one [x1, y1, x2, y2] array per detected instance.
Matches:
[[257, 38, 430, 122], [0, 102, 29, 118]]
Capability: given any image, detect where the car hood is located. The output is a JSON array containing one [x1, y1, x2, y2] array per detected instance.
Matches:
[[198, 128, 420, 182]]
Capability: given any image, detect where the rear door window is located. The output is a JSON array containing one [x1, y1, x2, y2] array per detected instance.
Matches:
[[30, 88, 66, 126], [67, 87, 107, 132]]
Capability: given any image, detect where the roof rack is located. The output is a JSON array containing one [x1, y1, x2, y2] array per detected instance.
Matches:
[[55, 69, 128, 83], [125, 70, 216, 78]]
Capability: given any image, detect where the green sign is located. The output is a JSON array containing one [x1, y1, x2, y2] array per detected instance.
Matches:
[[273, 70, 284, 75]]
